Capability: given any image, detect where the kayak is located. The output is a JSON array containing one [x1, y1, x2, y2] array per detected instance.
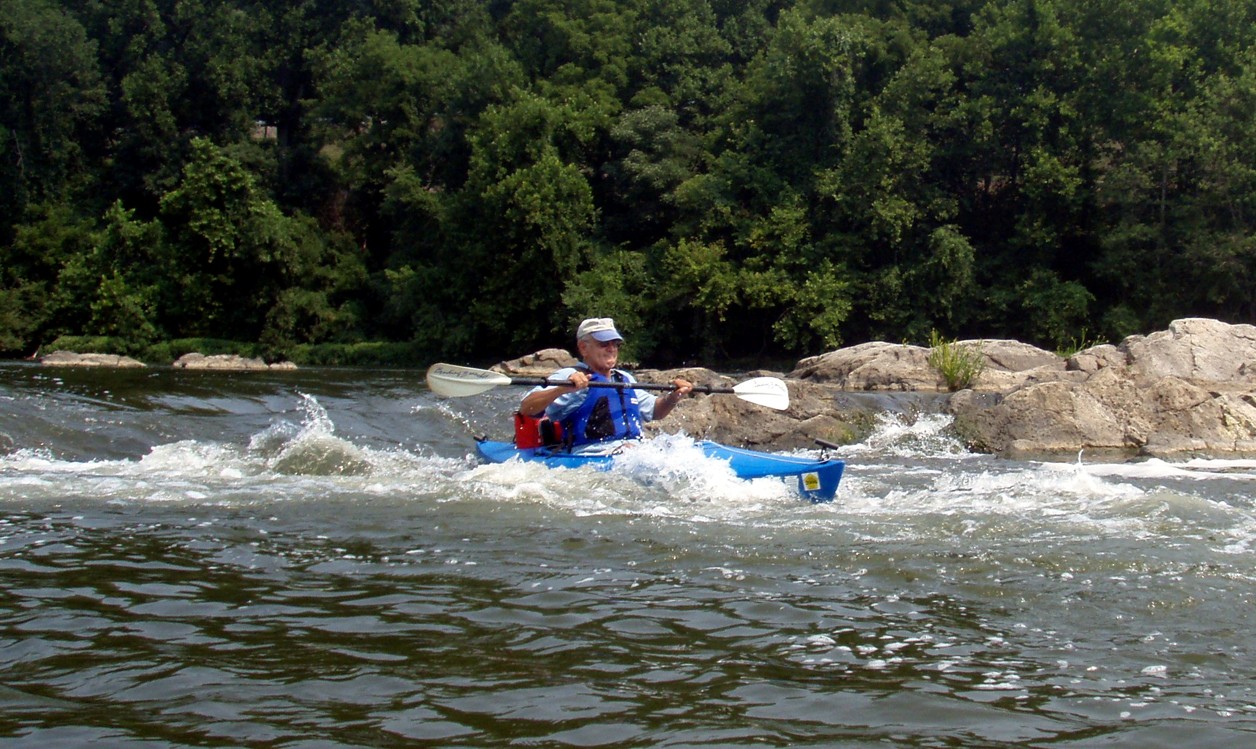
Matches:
[[427, 361, 838, 498], [475, 438, 845, 503]]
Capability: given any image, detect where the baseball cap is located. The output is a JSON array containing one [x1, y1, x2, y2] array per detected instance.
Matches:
[[576, 317, 624, 342]]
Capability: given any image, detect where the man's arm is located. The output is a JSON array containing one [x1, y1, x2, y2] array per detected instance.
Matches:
[[642, 378, 693, 421], [519, 368, 588, 417]]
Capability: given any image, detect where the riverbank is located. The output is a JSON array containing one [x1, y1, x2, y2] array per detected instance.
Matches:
[[34, 318, 1256, 460], [28, 336, 425, 368]]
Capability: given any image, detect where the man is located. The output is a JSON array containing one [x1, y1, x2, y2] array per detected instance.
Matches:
[[520, 318, 693, 449]]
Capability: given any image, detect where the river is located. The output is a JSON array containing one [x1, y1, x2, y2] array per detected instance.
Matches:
[[1, 361, 1254, 747]]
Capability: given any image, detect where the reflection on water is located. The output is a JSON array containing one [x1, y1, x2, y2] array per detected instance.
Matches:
[[1, 362, 1255, 746]]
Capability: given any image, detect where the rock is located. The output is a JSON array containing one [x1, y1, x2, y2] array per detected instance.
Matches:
[[971, 339, 1064, 373], [40, 351, 146, 368], [173, 353, 291, 370], [790, 342, 943, 391], [951, 380, 1128, 457], [1066, 343, 1126, 374], [1120, 317, 1256, 385], [493, 348, 578, 377], [1142, 381, 1256, 455], [790, 339, 1062, 393], [640, 368, 875, 450], [496, 318, 1256, 459], [949, 319, 1256, 458]]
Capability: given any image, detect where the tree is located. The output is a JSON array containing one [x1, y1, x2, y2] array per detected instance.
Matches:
[[732, 8, 858, 187], [457, 95, 597, 352], [0, 0, 105, 237], [53, 202, 164, 345], [602, 105, 706, 242], [0, 204, 97, 353], [312, 21, 524, 266], [157, 138, 363, 342]]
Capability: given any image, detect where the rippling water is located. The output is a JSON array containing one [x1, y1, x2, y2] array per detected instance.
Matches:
[[2, 362, 1255, 747]]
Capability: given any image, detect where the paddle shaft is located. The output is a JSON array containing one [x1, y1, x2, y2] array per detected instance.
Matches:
[[513, 376, 727, 395], [425, 363, 789, 409]]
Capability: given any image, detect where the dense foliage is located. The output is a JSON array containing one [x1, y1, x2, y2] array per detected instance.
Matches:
[[3, 0, 1256, 365]]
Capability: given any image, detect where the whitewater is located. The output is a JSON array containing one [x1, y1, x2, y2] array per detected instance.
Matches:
[[1, 362, 1254, 747]]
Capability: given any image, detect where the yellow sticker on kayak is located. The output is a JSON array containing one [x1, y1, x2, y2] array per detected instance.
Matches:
[[801, 472, 821, 492]]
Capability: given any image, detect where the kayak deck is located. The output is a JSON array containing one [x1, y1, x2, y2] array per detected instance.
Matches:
[[475, 439, 844, 503]]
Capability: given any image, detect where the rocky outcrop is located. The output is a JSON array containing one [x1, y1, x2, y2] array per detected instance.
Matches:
[[40, 351, 146, 368], [1119, 318, 1256, 385], [490, 317, 1256, 458], [948, 318, 1256, 458], [789, 338, 1064, 392], [493, 348, 578, 377], [36, 351, 297, 370], [792, 342, 941, 391], [634, 368, 877, 450], [173, 353, 297, 370], [770, 319, 1256, 458]]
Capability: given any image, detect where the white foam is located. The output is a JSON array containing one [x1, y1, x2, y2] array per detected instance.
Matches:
[[1076, 457, 1256, 481], [459, 433, 797, 519], [0, 394, 473, 505], [838, 412, 971, 459]]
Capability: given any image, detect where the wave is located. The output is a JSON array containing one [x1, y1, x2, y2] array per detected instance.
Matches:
[[835, 411, 973, 459], [0, 394, 471, 506], [462, 432, 801, 518]]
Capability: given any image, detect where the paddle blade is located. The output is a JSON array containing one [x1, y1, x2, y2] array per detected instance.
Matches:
[[426, 363, 512, 397], [730, 377, 790, 410]]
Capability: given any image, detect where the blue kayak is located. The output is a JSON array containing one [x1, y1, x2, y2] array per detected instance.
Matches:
[[475, 439, 845, 503]]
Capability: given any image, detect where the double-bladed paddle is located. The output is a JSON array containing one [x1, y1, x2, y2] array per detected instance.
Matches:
[[425, 363, 790, 411]]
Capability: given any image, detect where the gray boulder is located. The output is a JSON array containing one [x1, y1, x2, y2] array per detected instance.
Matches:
[[637, 367, 876, 450], [40, 351, 146, 368], [173, 353, 295, 370], [493, 348, 578, 377], [1121, 317, 1256, 385], [790, 342, 942, 391], [950, 318, 1256, 458], [789, 338, 1062, 392]]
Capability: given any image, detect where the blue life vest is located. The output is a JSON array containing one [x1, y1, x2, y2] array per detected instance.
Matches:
[[562, 368, 644, 447]]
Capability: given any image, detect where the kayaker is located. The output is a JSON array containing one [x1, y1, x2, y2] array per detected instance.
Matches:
[[519, 318, 693, 450]]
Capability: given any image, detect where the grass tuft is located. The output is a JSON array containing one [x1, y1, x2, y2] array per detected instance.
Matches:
[[1055, 329, 1103, 358], [928, 330, 985, 391]]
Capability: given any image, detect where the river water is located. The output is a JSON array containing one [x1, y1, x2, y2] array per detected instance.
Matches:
[[1, 362, 1254, 747]]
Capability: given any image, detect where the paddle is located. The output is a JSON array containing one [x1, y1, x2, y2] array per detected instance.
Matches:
[[425, 363, 790, 411]]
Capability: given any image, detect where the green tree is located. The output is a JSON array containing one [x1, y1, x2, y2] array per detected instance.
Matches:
[[1083, 0, 1256, 334], [0, 0, 105, 236], [626, 0, 734, 121], [66, 0, 278, 210], [4, 0, 1256, 363], [459, 99, 597, 352], [561, 248, 655, 357], [380, 90, 597, 357], [158, 138, 363, 342], [733, 8, 859, 186], [501, 0, 637, 105], [312, 20, 524, 270], [603, 105, 706, 242], [55, 202, 164, 345], [0, 204, 97, 353]]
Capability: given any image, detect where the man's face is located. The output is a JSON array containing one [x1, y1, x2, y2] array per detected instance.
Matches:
[[579, 337, 621, 373]]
